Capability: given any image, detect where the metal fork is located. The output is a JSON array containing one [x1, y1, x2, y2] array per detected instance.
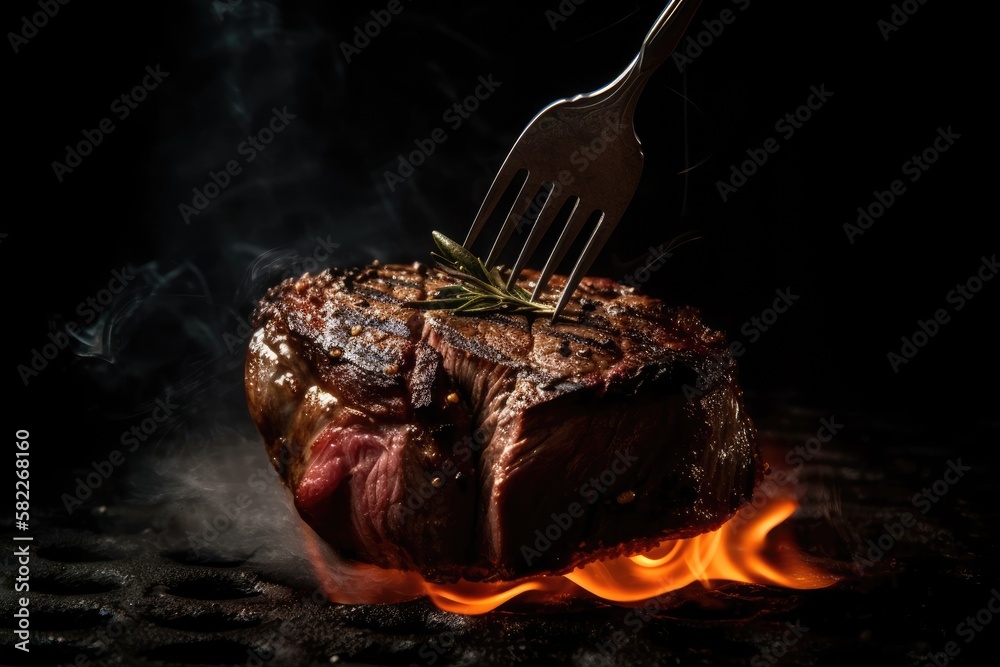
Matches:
[[463, 0, 703, 320]]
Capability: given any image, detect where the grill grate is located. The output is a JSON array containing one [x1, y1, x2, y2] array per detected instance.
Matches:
[[3, 407, 998, 666]]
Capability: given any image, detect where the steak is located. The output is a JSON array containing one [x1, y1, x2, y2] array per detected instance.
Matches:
[[245, 261, 763, 582]]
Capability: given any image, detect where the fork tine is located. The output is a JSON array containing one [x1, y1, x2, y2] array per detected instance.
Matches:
[[530, 197, 584, 302], [551, 209, 623, 321], [506, 186, 560, 289], [485, 178, 546, 268], [464, 161, 527, 250]]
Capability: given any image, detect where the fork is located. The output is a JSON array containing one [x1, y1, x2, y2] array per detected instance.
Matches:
[[463, 0, 703, 321]]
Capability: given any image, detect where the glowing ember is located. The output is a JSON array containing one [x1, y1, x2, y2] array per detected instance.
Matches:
[[302, 497, 837, 615]]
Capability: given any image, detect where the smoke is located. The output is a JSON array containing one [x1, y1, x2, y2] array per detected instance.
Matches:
[[145, 0, 501, 274], [126, 425, 321, 588]]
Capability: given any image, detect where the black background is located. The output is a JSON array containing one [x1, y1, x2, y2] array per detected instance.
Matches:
[[4, 0, 996, 656]]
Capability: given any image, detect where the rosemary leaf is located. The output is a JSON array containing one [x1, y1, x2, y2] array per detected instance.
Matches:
[[403, 232, 555, 316]]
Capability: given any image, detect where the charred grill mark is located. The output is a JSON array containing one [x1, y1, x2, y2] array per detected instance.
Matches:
[[432, 322, 524, 368], [541, 328, 620, 352], [350, 283, 411, 305], [376, 276, 424, 290]]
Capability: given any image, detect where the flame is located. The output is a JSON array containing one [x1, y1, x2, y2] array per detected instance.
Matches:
[[303, 497, 836, 615]]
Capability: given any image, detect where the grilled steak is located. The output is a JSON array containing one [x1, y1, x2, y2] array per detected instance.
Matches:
[[245, 262, 763, 582]]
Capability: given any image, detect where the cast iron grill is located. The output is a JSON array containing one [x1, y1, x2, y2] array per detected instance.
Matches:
[[3, 406, 997, 666]]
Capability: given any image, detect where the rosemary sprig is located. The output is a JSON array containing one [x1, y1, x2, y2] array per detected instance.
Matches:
[[404, 232, 555, 316]]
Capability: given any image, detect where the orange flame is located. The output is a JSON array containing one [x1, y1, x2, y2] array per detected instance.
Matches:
[[302, 497, 836, 615]]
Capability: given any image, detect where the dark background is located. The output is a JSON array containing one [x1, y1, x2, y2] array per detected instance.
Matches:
[[8, 0, 992, 428], [4, 0, 996, 661]]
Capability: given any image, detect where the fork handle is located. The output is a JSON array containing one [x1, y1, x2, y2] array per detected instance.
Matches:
[[637, 0, 705, 76], [609, 0, 703, 118]]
